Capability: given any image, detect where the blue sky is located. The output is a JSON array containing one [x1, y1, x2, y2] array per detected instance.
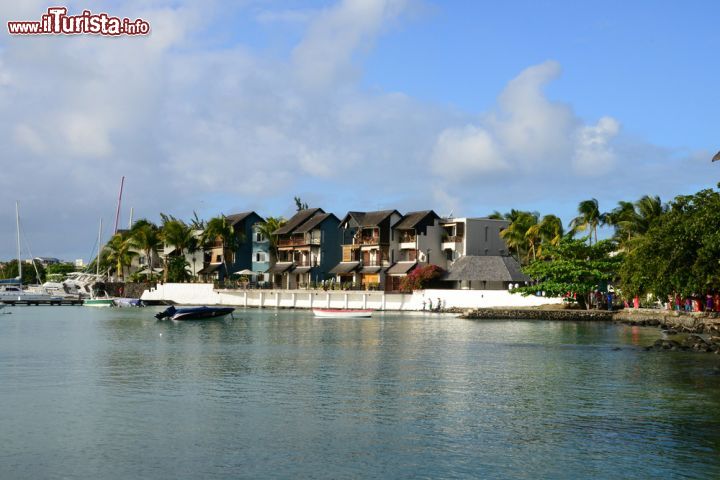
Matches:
[[0, 0, 718, 261]]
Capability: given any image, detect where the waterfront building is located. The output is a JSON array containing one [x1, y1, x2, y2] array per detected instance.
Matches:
[[330, 210, 403, 290], [251, 224, 271, 286], [270, 208, 341, 289], [385, 210, 443, 291], [198, 211, 264, 282]]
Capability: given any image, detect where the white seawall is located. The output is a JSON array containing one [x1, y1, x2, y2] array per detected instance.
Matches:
[[141, 284, 563, 310]]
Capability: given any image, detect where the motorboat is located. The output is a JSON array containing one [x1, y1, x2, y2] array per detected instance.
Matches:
[[312, 308, 373, 318], [155, 305, 235, 321], [114, 298, 143, 307], [0, 281, 63, 303]]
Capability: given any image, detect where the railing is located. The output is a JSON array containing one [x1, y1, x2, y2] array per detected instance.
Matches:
[[361, 236, 380, 245], [399, 234, 416, 243], [277, 236, 321, 247], [442, 235, 464, 243]]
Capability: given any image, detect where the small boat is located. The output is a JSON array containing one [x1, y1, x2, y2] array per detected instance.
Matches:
[[155, 305, 235, 321], [312, 308, 373, 318], [113, 298, 143, 307]]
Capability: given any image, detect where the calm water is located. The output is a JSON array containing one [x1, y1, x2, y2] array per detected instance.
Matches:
[[1, 307, 719, 479]]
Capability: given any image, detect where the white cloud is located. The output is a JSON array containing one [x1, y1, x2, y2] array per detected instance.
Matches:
[[292, 0, 407, 89], [573, 116, 620, 175], [430, 60, 619, 180], [431, 125, 508, 178], [0, 1, 710, 261]]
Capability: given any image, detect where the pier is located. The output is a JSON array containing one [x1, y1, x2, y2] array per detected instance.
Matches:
[[1, 299, 84, 306]]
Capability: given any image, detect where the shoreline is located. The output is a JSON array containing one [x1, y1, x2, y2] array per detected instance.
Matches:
[[461, 307, 720, 354]]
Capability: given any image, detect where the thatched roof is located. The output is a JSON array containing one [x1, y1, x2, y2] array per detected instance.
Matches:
[[443, 256, 529, 282], [713, 150, 720, 162]]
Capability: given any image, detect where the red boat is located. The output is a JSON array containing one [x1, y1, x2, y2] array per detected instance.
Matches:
[[312, 308, 373, 318]]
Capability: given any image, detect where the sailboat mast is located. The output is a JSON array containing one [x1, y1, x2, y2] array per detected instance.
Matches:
[[113, 176, 125, 235], [97, 219, 103, 277], [16, 202, 21, 282]]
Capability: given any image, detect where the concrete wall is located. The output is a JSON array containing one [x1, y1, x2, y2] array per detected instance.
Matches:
[[142, 283, 563, 310], [464, 218, 509, 256]]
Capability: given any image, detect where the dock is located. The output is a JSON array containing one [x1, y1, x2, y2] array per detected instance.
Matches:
[[1, 299, 84, 306]]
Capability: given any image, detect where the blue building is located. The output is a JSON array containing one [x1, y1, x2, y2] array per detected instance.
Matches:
[[251, 223, 271, 285], [200, 211, 264, 282]]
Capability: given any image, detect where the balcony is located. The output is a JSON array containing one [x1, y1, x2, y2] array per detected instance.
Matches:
[[360, 236, 380, 245], [441, 235, 463, 250]]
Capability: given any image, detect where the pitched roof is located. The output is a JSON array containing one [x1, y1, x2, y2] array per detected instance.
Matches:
[[294, 213, 339, 233], [274, 208, 324, 235], [443, 256, 530, 282], [386, 261, 417, 275], [341, 210, 400, 228], [329, 261, 360, 274], [393, 210, 439, 230], [225, 211, 256, 226]]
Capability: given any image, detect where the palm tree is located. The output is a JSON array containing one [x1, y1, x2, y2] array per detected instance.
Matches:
[[570, 198, 605, 245], [160, 217, 195, 283], [104, 231, 137, 281], [530, 214, 564, 259], [499, 211, 539, 263], [605, 200, 637, 246], [634, 195, 665, 235], [256, 216, 287, 263], [203, 215, 239, 280], [129, 219, 162, 280]]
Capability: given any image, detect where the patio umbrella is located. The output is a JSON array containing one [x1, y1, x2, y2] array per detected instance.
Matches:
[[234, 269, 256, 276]]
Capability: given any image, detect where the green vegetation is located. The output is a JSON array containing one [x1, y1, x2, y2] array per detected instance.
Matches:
[[505, 184, 720, 308], [513, 238, 622, 309], [0, 259, 46, 284]]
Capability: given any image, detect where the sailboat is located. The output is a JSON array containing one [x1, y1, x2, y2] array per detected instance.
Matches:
[[83, 219, 115, 307], [0, 203, 63, 304]]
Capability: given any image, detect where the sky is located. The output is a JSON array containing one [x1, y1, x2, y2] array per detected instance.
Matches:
[[1, 0, 718, 262]]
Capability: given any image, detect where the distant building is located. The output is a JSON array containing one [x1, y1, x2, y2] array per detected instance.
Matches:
[[199, 211, 264, 282], [270, 208, 341, 289], [330, 210, 403, 291], [33, 257, 61, 267]]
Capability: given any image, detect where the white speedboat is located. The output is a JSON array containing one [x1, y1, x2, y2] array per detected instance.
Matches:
[[312, 308, 373, 318], [0, 283, 62, 303]]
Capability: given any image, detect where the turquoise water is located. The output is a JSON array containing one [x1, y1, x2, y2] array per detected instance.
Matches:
[[1, 306, 719, 479]]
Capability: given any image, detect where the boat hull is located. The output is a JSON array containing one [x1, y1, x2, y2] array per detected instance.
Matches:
[[312, 308, 373, 318], [155, 306, 235, 321], [83, 299, 115, 307]]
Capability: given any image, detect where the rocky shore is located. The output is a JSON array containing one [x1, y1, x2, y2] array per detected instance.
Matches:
[[461, 307, 720, 354]]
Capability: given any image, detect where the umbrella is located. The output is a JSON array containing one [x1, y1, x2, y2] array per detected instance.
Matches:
[[234, 269, 256, 276], [713, 150, 720, 162]]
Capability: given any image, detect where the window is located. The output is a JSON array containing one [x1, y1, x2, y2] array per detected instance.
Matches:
[[485, 226, 488, 242], [255, 232, 264, 242], [216, 255, 222, 262], [256, 252, 266, 262]]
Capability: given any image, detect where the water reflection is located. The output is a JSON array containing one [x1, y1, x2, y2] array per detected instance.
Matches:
[[0, 308, 719, 479]]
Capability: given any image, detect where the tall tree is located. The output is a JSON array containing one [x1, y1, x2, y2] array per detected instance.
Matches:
[[160, 217, 196, 282], [129, 219, 162, 280], [499, 210, 539, 263], [294, 196, 309, 211], [619, 189, 720, 298], [256, 216, 287, 263], [203, 215, 239, 279], [105, 231, 137, 281], [570, 198, 605, 245], [514, 237, 623, 310]]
